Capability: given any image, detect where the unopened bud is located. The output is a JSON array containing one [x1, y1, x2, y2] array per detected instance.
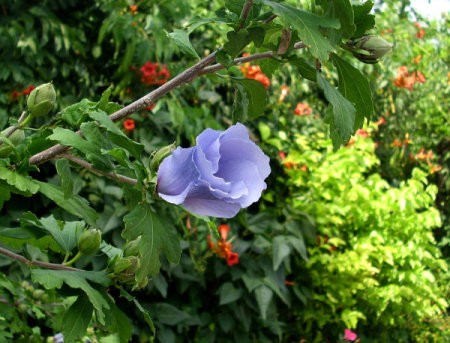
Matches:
[[0, 129, 25, 157], [114, 256, 140, 284], [149, 143, 176, 173], [27, 82, 56, 117], [77, 228, 102, 255], [351, 35, 393, 64], [123, 236, 141, 257]]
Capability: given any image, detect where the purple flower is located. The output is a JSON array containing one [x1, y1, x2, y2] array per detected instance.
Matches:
[[157, 123, 270, 218]]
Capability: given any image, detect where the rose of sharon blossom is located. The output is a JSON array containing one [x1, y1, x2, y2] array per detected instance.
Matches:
[[157, 123, 270, 218]]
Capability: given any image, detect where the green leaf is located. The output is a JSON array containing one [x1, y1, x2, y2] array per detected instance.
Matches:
[[37, 182, 98, 226], [168, 29, 199, 59], [353, 1, 375, 37], [61, 99, 95, 127], [56, 159, 74, 199], [317, 72, 356, 147], [0, 183, 11, 209], [332, 54, 374, 129], [119, 288, 155, 334], [61, 294, 93, 343], [318, 0, 355, 39], [232, 78, 267, 121], [103, 296, 133, 343], [0, 166, 39, 194], [286, 235, 308, 261], [272, 236, 291, 270], [254, 285, 273, 320], [31, 269, 110, 324], [152, 303, 189, 325], [48, 128, 112, 170], [88, 111, 125, 137], [223, 28, 265, 59], [289, 57, 317, 81], [123, 204, 181, 281], [263, 1, 340, 61], [219, 282, 243, 305], [38, 215, 84, 253]]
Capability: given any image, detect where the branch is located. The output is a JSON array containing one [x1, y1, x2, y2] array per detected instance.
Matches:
[[60, 153, 138, 186], [0, 246, 82, 271], [239, 0, 253, 29], [28, 52, 218, 166], [28, 41, 307, 166]]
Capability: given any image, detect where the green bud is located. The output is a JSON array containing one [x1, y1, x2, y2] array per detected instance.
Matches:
[[350, 35, 393, 64], [149, 142, 176, 173], [27, 82, 56, 118], [0, 129, 25, 157], [114, 256, 140, 284], [123, 236, 141, 257], [77, 228, 102, 255]]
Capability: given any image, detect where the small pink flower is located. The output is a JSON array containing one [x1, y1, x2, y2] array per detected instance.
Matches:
[[344, 329, 358, 341]]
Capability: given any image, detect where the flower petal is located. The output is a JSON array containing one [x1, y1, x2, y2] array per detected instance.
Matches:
[[182, 196, 241, 218], [157, 147, 198, 204]]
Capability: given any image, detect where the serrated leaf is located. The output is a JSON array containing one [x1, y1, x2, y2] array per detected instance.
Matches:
[[272, 236, 291, 270], [168, 29, 199, 58], [38, 215, 84, 253], [56, 159, 74, 199], [37, 182, 98, 226], [254, 285, 273, 320], [353, 1, 375, 37], [123, 204, 181, 281], [88, 111, 125, 137], [318, 0, 355, 40], [48, 128, 112, 170], [61, 99, 95, 127], [219, 282, 243, 305], [263, 0, 340, 61], [31, 269, 110, 324], [0, 166, 39, 194], [232, 78, 267, 121], [61, 294, 93, 343], [317, 72, 355, 146], [332, 54, 374, 129]]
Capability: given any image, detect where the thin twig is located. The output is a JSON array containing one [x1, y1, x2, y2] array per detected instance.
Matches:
[[60, 153, 138, 186], [239, 0, 253, 29], [0, 246, 82, 271], [28, 52, 218, 166]]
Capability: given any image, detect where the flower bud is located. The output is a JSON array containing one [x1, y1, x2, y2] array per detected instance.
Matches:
[[351, 35, 393, 64], [149, 143, 176, 173], [123, 236, 141, 257], [113, 256, 141, 284], [0, 129, 25, 157], [27, 82, 56, 117], [77, 228, 102, 255]]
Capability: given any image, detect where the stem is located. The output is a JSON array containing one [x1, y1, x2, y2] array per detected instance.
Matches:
[[239, 0, 253, 29], [0, 246, 82, 271], [60, 153, 138, 186], [64, 251, 83, 266]]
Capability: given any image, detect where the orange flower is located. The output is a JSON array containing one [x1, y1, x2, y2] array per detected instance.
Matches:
[[375, 116, 386, 126], [430, 165, 442, 174], [416, 29, 425, 39], [414, 71, 426, 83], [208, 224, 239, 267], [392, 138, 402, 148], [356, 129, 369, 138], [412, 55, 422, 64], [139, 61, 170, 86], [130, 5, 138, 14], [145, 103, 156, 111], [21, 85, 35, 95], [239, 60, 271, 88], [294, 102, 312, 116], [123, 119, 135, 132], [278, 151, 286, 160], [416, 148, 428, 161]]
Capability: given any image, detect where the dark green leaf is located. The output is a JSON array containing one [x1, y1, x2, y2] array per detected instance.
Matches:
[[289, 56, 317, 81], [31, 269, 110, 324], [152, 303, 189, 325], [56, 159, 74, 199], [61, 99, 95, 127], [319, 0, 355, 39], [353, 1, 375, 37], [61, 294, 93, 343], [232, 78, 267, 120], [38, 215, 84, 253], [272, 236, 291, 270], [0, 166, 39, 194], [123, 204, 181, 281], [37, 182, 98, 226], [317, 72, 355, 146], [0, 183, 11, 209], [263, 1, 340, 61], [332, 54, 374, 129], [119, 288, 155, 334], [104, 296, 133, 343], [168, 29, 199, 59], [254, 285, 273, 320], [219, 282, 243, 305]]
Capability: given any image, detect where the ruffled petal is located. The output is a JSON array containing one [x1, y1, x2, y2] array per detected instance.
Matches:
[[196, 128, 221, 173], [157, 147, 198, 204], [182, 197, 241, 218]]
